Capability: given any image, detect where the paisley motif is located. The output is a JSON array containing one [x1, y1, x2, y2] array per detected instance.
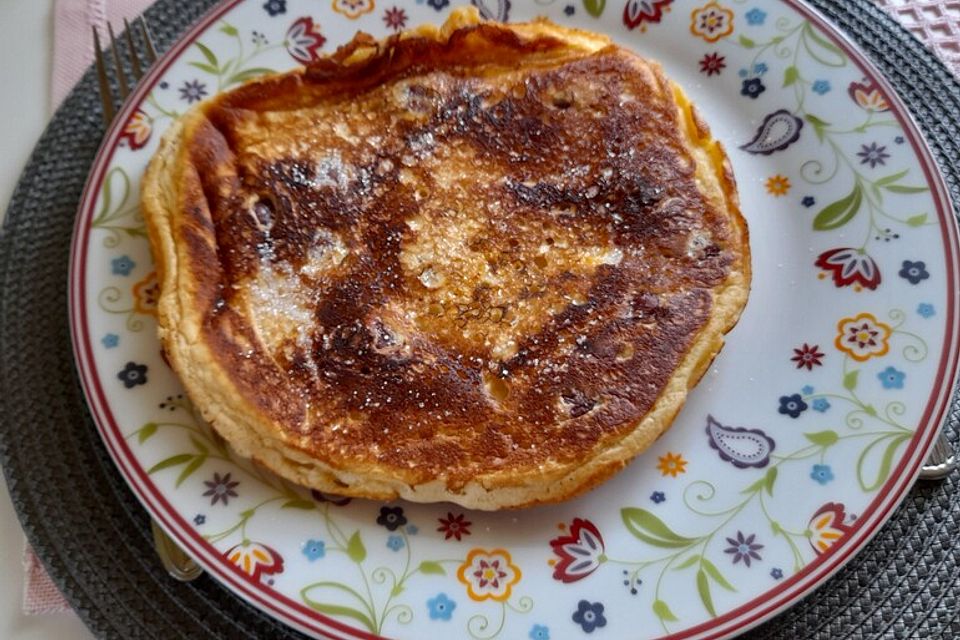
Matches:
[[705, 415, 775, 468], [739, 109, 804, 155], [471, 0, 511, 22], [623, 0, 673, 30]]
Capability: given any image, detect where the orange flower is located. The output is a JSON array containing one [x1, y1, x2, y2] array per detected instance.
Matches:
[[835, 312, 891, 362], [332, 0, 374, 19], [657, 452, 687, 477], [690, 2, 734, 43], [132, 271, 159, 316], [765, 175, 791, 196], [457, 548, 522, 602]]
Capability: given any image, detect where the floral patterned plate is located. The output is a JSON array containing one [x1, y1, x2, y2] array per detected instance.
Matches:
[[68, 1, 959, 638]]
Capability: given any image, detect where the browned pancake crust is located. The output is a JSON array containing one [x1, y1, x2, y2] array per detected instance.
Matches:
[[143, 9, 750, 509]]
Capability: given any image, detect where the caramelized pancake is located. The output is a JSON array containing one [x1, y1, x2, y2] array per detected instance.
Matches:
[[142, 8, 750, 509]]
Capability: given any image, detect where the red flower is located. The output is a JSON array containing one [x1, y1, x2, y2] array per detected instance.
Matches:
[[225, 541, 285, 582], [848, 78, 889, 112], [699, 52, 726, 76], [437, 512, 472, 541], [815, 247, 881, 291], [549, 518, 605, 583], [807, 502, 852, 555], [119, 108, 152, 150], [285, 17, 326, 64], [791, 343, 824, 370], [382, 6, 407, 31], [623, 0, 673, 31]]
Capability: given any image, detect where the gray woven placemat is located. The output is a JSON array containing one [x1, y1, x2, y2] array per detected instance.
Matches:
[[0, 1, 956, 638]]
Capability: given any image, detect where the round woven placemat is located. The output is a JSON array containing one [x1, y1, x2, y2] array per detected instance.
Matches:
[[0, 1, 957, 638]]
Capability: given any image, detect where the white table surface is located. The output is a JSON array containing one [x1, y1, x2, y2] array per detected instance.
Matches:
[[0, 1, 96, 638]]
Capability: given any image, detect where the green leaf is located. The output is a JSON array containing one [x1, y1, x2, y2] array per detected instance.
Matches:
[[138, 422, 158, 444], [418, 561, 446, 575], [673, 555, 700, 570], [802, 23, 847, 67], [697, 569, 717, 617], [194, 41, 219, 68], [190, 435, 209, 455], [813, 184, 863, 231], [346, 531, 366, 563], [741, 476, 765, 495], [622, 508, 695, 548], [227, 68, 275, 85], [302, 600, 376, 633], [763, 466, 778, 497], [858, 433, 910, 492], [219, 23, 239, 37], [864, 404, 878, 417], [843, 370, 860, 391], [739, 35, 756, 48], [906, 213, 928, 227], [874, 170, 909, 187], [188, 61, 220, 75], [804, 114, 831, 142], [281, 499, 317, 510], [884, 185, 929, 194], [175, 454, 206, 487], [783, 66, 799, 87], [653, 599, 680, 622], [147, 454, 193, 474], [390, 584, 404, 597], [582, 0, 605, 18], [804, 430, 839, 447], [702, 557, 736, 592]]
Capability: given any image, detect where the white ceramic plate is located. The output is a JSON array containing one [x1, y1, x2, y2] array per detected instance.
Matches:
[[69, 1, 959, 638]]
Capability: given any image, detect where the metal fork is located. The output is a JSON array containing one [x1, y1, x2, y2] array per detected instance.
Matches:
[[94, 18, 203, 582]]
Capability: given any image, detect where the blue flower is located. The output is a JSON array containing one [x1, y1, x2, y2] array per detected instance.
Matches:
[[117, 361, 147, 388], [738, 68, 748, 78], [387, 534, 405, 551], [741, 78, 766, 99], [427, 0, 449, 10], [878, 366, 906, 389], [801, 385, 814, 396], [407, 525, 419, 535], [778, 394, 807, 418], [262, 0, 286, 16], [899, 260, 930, 285], [895, 135, 905, 145], [802, 196, 815, 208], [427, 593, 456, 621], [753, 62, 768, 76], [529, 624, 550, 640], [101, 333, 119, 348], [745, 8, 767, 25], [810, 464, 834, 485], [918, 303, 935, 318], [812, 80, 831, 95], [111, 255, 135, 276], [812, 398, 831, 413], [302, 539, 325, 561], [193, 514, 206, 526], [572, 600, 606, 633], [771, 567, 784, 580], [650, 491, 665, 504]]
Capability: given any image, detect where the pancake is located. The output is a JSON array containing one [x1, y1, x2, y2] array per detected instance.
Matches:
[[141, 7, 750, 510]]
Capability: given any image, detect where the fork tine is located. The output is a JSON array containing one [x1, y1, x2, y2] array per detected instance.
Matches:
[[92, 27, 115, 126], [138, 17, 158, 64], [107, 22, 130, 100], [123, 18, 144, 80]]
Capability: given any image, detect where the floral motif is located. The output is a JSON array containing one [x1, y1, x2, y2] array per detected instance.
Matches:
[[706, 416, 775, 468], [457, 548, 522, 601], [744, 7, 766, 25], [119, 109, 152, 150], [437, 512, 472, 541], [426, 593, 456, 620], [623, 0, 673, 31], [770, 568, 784, 580], [765, 174, 790, 196], [377, 506, 407, 531], [179, 79, 208, 103], [812, 398, 831, 413], [549, 518, 605, 583], [564, 5, 575, 16], [802, 196, 816, 207], [857, 142, 890, 168], [382, 6, 407, 30], [650, 491, 665, 504], [225, 541, 284, 581], [791, 343, 825, 370], [899, 260, 930, 285], [262, 0, 286, 16], [111, 255, 135, 276], [117, 361, 147, 388], [877, 366, 906, 389], [807, 503, 852, 554], [529, 624, 550, 640], [848, 78, 890, 112], [101, 333, 119, 349], [656, 452, 688, 477], [690, 2, 734, 42], [811, 79, 831, 95], [740, 110, 803, 155], [918, 303, 935, 318], [835, 313, 892, 361], [778, 394, 807, 418], [203, 472, 239, 506], [427, 0, 450, 11], [387, 534, 405, 551], [572, 600, 607, 633], [132, 271, 159, 316], [332, 0, 375, 19], [471, 0, 511, 22], [741, 77, 766, 99], [724, 531, 764, 566], [699, 52, 726, 76], [810, 464, 834, 485], [815, 248, 881, 291], [194, 514, 205, 526], [285, 17, 326, 64], [303, 539, 326, 560]]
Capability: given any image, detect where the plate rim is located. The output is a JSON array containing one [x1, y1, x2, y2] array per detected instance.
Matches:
[[65, 1, 960, 638]]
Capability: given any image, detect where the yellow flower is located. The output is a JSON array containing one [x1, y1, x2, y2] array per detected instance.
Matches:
[[690, 2, 734, 43], [457, 548, 522, 602], [332, 0, 374, 19], [835, 312, 891, 361], [657, 452, 687, 477], [765, 175, 791, 196]]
